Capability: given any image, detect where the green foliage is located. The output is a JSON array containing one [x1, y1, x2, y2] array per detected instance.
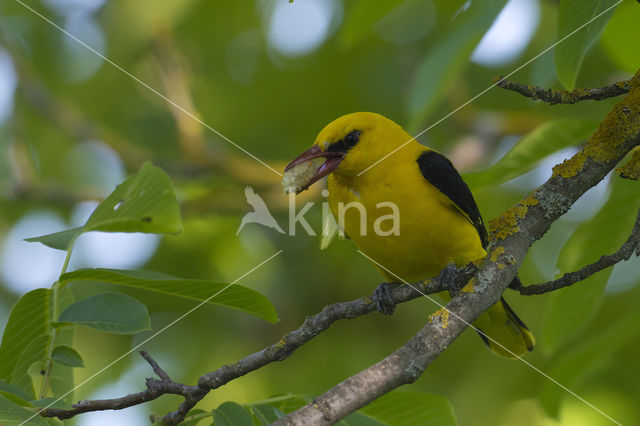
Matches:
[[465, 119, 598, 189], [213, 401, 254, 426], [601, 1, 640, 73], [26, 162, 182, 251], [357, 391, 457, 426], [555, 0, 618, 89], [0, 393, 49, 426], [540, 307, 640, 418], [59, 268, 278, 323], [337, 1, 404, 49], [541, 177, 640, 355], [0, 162, 279, 424], [83, 161, 182, 234], [251, 404, 284, 425], [56, 292, 151, 334], [406, 0, 507, 130], [0, 381, 30, 402], [51, 346, 83, 368], [24, 227, 84, 252], [0, 289, 51, 397]]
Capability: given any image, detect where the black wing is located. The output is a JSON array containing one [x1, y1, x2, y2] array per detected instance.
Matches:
[[416, 150, 488, 248]]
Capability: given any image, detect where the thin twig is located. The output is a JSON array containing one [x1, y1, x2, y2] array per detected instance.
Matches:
[[495, 75, 631, 104], [140, 350, 171, 381], [515, 208, 640, 295], [40, 353, 196, 420]]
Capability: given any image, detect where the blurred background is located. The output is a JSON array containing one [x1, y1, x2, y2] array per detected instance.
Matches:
[[1, 0, 639, 424]]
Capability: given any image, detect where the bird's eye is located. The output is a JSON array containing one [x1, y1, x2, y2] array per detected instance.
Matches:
[[327, 130, 361, 153], [344, 130, 360, 147]]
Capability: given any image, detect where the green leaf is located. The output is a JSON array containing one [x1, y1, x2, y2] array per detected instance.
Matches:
[[56, 292, 151, 335], [542, 178, 640, 354], [359, 391, 457, 426], [212, 401, 254, 426], [0, 286, 75, 399], [30, 397, 72, 410], [251, 404, 284, 425], [59, 268, 278, 323], [13, 340, 48, 397], [0, 381, 31, 402], [601, 1, 640, 73], [406, 0, 507, 130], [48, 288, 77, 403], [85, 162, 182, 234], [182, 409, 209, 426], [250, 394, 309, 415], [26, 162, 181, 251], [338, 411, 385, 426], [0, 289, 50, 396], [539, 308, 640, 418], [337, 0, 404, 49], [555, 0, 618, 89], [51, 346, 84, 368], [0, 391, 31, 408], [465, 119, 598, 189], [24, 227, 84, 251], [0, 393, 49, 426]]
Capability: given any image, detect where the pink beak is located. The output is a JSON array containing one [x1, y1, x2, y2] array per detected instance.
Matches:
[[284, 145, 345, 193]]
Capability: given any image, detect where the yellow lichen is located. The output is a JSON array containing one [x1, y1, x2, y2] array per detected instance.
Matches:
[[616, 147, 640, 180], [489, 204, 529, 240], [428, 308, 450, 329], [553, 70, 640, 179], [552, 151, 587, 178], [462, 279, 475, 293], [490, 246, 505, 263], [489, 194, 540, 240]]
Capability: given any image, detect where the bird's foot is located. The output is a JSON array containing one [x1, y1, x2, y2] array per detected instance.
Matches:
[[436, 263, 459, 298], [373, 282, 401, 315]]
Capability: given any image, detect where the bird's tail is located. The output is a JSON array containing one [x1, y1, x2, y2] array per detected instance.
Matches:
[[473, 297, 535, 358]]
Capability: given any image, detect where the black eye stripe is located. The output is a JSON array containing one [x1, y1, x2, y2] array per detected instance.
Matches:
[[327, 130, 361, 153]]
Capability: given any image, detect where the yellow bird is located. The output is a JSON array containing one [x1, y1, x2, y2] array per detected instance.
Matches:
[[284, 112, 534, 358]]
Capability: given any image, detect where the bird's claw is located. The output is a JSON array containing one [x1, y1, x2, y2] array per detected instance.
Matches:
[[373, 282, 400, 315], [439, 263, 460, 298]]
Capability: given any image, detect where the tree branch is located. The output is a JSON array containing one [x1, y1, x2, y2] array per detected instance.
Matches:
[[40, 265, 475, 424], [495, 75, 631, 104], [40, 351, 198, 420], [275, 69, 640, 425], [513, 208, 640, 295]]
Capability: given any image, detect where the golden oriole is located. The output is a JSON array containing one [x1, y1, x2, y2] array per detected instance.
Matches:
[[284, 112, 534, 358]]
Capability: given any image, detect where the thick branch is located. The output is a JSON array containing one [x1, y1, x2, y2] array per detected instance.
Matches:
[[514, 208, 640, 295], [495, 75, 631, 104], [275, 70, 640, 425]]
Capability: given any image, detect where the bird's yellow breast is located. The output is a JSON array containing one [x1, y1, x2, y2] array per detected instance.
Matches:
[[327, 147, 486, 283]]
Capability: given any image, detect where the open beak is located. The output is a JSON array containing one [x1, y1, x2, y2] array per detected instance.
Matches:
[[284, 145, 344, 193]]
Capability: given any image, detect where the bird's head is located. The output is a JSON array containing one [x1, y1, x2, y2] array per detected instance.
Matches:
[[284, 112, 410, 193]]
